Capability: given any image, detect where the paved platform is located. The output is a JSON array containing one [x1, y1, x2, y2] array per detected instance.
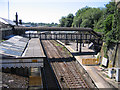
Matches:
[[23, 38, 45, 89], [57, 40, 116, 88], [1, 38, 45, 68], [23, 38, 45, 58]]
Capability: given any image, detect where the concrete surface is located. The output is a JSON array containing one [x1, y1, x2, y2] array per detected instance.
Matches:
[[24, 38, 45, 57], [57, 40, 117, 88]]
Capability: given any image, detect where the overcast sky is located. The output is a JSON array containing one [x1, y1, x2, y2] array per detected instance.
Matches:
[[0, 0, 111, 23]]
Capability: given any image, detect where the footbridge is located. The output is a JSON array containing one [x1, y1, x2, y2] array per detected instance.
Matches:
[[14, 27, 101, 37], [14, 26, 102, 52]]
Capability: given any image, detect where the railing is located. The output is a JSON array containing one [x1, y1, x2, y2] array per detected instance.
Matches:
[[25, 33, 101, 41]]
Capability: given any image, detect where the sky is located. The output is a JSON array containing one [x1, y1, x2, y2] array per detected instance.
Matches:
[[0, 0, 111, 24]]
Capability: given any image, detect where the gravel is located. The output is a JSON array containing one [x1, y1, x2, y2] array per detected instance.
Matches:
[[2, 72, 28, 88]]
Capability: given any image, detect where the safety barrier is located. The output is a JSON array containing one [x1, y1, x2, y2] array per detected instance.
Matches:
[[82, 58, 99, 65]]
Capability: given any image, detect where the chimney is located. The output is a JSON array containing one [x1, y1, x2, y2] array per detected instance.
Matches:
[[15, 12, 18, 26], [19, 19, 22, 25]]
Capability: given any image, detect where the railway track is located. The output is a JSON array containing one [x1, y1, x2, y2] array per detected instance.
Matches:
[[42, 40, 89, 88]]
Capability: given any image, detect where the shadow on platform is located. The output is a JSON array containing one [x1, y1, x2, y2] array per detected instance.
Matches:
[[71, 52, 96, 56], [48, 57, 76, 62]]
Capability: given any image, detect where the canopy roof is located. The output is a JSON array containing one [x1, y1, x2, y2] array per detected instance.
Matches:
[[0, 17, 16, 26]]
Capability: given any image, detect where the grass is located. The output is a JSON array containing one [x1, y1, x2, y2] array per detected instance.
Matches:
[[106, 75, 110, 78], [0, 40, 5, 43], [54, 41, 72, 57]]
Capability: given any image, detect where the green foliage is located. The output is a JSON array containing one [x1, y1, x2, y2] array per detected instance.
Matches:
[[75, 6, 91, 17], [114, 7, 120, 42], [65, 14, 74, 27], [0, 40, 5, 43], [117, 8, 120, 40], [103, 43, 108, 58], [104, 14, 114, 34], [94, 17, 104, 32], [72, 15, 82, 27], [59, 0, 119, 47], [81, 19, 93, 28], [72, 7, 91, 27], [59, 14, 74, 27], [72, 7, 104, 30], [104, 1, 120, 47], [60, 7, 105, 31], [105, 1, 115, 15], [59, 17, 66, 27], [102, 1, 120, 58], [59, 0, 120, 59]]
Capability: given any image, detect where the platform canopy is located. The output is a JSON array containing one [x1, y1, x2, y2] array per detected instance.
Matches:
[[0, 36, 29, 57], [0, 57, 44, 69], [0, 36, 45, 68], [0, 17, 16, 26]]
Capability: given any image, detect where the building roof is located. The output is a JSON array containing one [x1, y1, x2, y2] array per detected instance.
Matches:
[[0, 21, 10, 28], [0, 36, 44, 68], [0, 36, 29, 58], [0, 17, 16, 26]]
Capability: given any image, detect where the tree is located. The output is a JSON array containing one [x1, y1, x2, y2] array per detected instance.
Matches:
[[65, 14, 74, 27], [59, 17, 66, 27], [72, 7, 104, 29], [80, 8, 103, 29], [72, 7, 91, 27], [117, 4, 120, 41], [112, 1, 120, 42], [104, 14, 114, 34], [105, 1, 115, 15], [75, 6, 91, 17], [94, 8, 106, 32], [81, 19, 93, 28], [103, 1, 120, 48], [72, 16, 82, 27], [59, 14, 74, 27]]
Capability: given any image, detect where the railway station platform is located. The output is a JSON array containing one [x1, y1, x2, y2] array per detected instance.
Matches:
[[1, 37, 46, 89], [22, 38, 45, 89], [23, 38, 45, 58], [57, 40, 117, 88], [1, 36, 46, 68], [22, 38, 45, 68]]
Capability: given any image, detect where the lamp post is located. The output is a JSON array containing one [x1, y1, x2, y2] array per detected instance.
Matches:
[[8, 0, 9, 20]]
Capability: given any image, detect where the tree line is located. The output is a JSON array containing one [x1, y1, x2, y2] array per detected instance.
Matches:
[[22, 22, 58, 27], [59, 6, 105, 32]]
